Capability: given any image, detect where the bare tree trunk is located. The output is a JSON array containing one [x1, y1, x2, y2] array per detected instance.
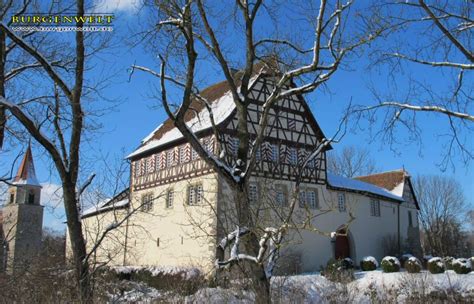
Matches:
[[63, 182, 91, 303], [236, 187, 271, 303]]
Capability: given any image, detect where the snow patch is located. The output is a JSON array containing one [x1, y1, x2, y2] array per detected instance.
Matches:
[[362, 256, 379, 267], [327, 173, 403, 201]]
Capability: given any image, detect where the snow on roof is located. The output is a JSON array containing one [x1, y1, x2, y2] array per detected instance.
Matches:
[[327, 173, 404, 201], [127, 90, 236, 159], [82, 198, 129, 217]]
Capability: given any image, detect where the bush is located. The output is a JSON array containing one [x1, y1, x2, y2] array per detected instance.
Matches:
[[404, 257, 422, 273], [443, 256, 455, 270], [321, 259, 354, 283], [422, 255, 433, 269], [110, 266, 205, 295], [400, 253, 414, 267], [427, 257, 445, 274], [452, 258, 472, 274], [360, 256, 378, 271], [342, 258, 354, 269], [381, 256, 400, 273]]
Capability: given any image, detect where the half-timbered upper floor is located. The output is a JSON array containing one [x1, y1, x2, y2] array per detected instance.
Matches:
[[128, 67, 331, 191]]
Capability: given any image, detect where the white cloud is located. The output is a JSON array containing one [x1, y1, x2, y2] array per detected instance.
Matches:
[[40, 183, 66, 232], [94, 0, 141, 13]]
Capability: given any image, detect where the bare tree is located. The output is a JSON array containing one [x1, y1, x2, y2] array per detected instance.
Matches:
[[130, 1, 382, 301], [355, 0, 473, 169], [414, 175, 471, 257], [327, 145, 378, 178], [0, 0, 102, 301]]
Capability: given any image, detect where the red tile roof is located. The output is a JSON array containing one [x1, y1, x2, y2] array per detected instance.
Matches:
[[14, 144, 39, 185], [354, 169, 407, 191]]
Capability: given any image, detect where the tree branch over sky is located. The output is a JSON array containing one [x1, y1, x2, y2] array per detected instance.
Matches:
[[357, 0, 473, 170]]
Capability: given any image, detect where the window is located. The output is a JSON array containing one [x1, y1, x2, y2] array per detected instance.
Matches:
[[187, 184, 203, 205], [248, 183, 258, 204], [255, 146, 261, 162], [166, 190, 174, 208], [289, 147, 298, 165], [370, 199, 381, 217], [144, 157, 150, 173], [166, 150, 174, 167], [298, 189, 317, 209], [408, 210, 413, 227], [203, 137, 213, 153], [306, 190, 318, 209], [179, 146, 186, 164], [28, 193, 35, 204], [271, 144, 279, 162], [229, 138, 239, 156], [141, 193, 154, 212], [338, 193, 346, 212], [275, 184, 287, 207], [298, 191, 306, 208], [9, 193, 14, 204], [191, 148, 198, 160]]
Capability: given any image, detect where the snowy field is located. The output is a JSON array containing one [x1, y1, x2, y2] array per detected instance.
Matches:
[[108, 269, 474, 303]]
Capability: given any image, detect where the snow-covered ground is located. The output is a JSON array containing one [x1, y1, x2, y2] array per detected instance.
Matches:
[[272, 270, 474, 303], [107, 269, 474, 303]]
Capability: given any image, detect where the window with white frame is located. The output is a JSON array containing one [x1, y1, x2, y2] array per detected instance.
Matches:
[[275, 184, 287, 207], [370, 199, 381, 217], [141, 193, 154, 212], [338, 193, 346, 212], [229, 138, 239, 156], [191, 148, 198, 160], [187, 184, 203, 205], [166, 190, 174, 208], [155, 154, 160, 171], [166, 150, 174, 167], [255, 146, 261, 162], [248, 183, 258, 204], [298, 190, 306, 208], [271, 144, 279, 162], [289, 147, 298, 165], [306, 190, 318, 209], [179, 146, 186, 164], [134, 160, 141, 177]]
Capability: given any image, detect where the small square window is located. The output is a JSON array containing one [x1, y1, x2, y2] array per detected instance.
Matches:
[[306, 190, 318, 209], [188, 184, 203, 205], [248, 183, 258, 204], [298, 191, 306, 208], [338, 193, 346, 212], [179, 146, 186, 164], [370, 199, 380, 217], [275, 185, 287, 207], [166, 150, 174, 167], [289, 147, 298, 165], [271, 144, 279, 163], [166, 190, 174, 208], [141, 193, 154, 212]]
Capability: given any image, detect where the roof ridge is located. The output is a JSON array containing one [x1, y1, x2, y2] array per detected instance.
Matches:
[[354, 168, 406, 178]]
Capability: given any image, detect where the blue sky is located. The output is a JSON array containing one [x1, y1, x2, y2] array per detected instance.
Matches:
[[1, 0, 472, 231]]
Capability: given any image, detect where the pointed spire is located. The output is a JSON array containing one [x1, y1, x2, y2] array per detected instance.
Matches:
[[13, 144, 41, 187]]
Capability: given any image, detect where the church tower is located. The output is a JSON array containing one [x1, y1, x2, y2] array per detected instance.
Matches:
[[2, 145, 44, 273]]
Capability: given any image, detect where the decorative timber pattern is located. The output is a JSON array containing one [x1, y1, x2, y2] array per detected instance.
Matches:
[[131, 74, 328, 190]]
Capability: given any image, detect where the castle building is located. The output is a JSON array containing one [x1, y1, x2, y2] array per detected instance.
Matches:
[[1, 145, 44, 273], [78, 66, 421, 274]]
